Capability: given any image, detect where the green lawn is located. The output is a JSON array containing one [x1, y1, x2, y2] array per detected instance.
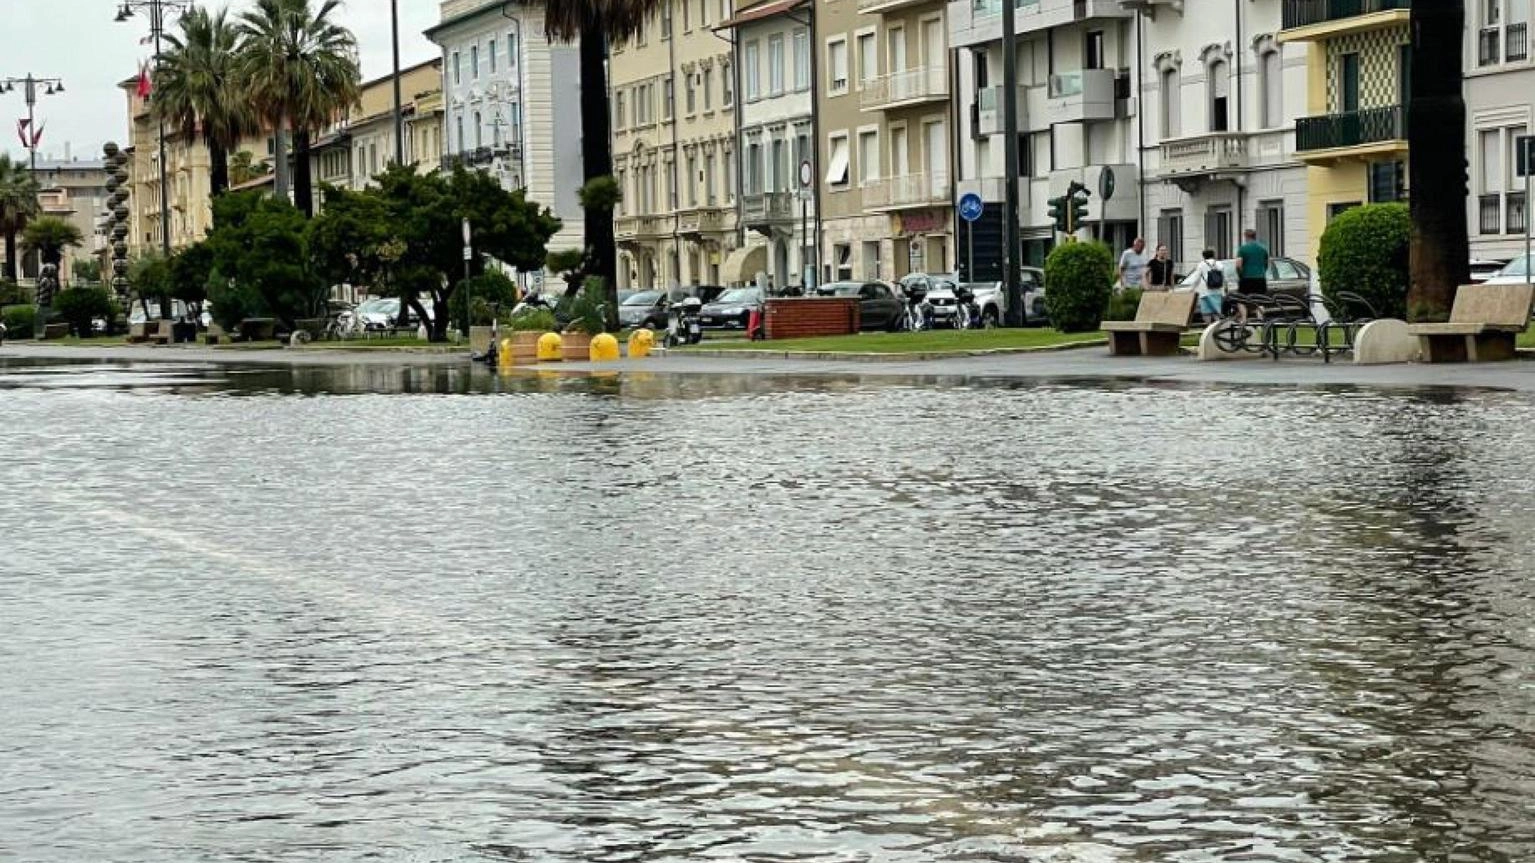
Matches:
[[687, 328, 1105, 354], [300, 336, 444, 349], [1519, 330, 1535, 349]]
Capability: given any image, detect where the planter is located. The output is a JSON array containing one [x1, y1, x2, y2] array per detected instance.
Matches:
[[470, 325, 498, 356], [509, 330, 542, 365], [764, 297, 860, 339], [560, 331, 594, 362]]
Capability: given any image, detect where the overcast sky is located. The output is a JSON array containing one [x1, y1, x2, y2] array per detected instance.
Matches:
[[3, 0, 440, 163]]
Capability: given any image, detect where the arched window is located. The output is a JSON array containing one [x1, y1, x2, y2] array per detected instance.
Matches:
[[1259, 48, 1283, 129], [1208, 59, 1229, 132], [1159, 66, 1180, 138], [474, 112, 483, 148]]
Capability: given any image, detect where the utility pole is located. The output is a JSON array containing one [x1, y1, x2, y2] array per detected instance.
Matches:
[[1000, 0, 1023, 326]]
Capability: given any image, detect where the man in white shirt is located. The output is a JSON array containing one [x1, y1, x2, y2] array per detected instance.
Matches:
[[1118, 238, 1147, 289]]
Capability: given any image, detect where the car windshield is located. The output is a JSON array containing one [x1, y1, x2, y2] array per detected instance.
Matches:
[[820, 283, 862, 297], [1497, 255, 1533, 277], [357, 298, 397, 314], [622, 291, 663, 306], [714, 289, 760, 304]]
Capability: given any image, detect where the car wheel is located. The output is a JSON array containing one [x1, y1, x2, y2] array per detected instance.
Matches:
[[982, 308, 1000, 329]]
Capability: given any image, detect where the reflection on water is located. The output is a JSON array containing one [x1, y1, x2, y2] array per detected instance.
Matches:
[[3, 360, 1535, 862]]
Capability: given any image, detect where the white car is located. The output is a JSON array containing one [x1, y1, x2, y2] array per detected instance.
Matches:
[[921, 269, 1048, 327], [1482, 254, 1534, 285]]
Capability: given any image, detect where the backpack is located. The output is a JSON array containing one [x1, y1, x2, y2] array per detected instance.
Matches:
[[1204, 264, 1225, 290]]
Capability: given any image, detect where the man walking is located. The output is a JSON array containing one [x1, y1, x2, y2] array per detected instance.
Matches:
[[1118, 237, 1147, 290], [1236, 229, 1270, 296]]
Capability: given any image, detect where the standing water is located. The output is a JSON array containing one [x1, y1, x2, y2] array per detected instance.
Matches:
[[3, 359, 1535, 862]]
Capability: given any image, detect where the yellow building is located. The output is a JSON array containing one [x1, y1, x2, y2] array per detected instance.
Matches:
[[1279, 1, 1411, 261]]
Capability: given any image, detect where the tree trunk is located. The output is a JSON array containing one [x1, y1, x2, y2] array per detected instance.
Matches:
[[294, 129, 315, 218], [209, 139, 230, 198], [3, 230, 16, 282], [272, 119, 292, 204], [579, 18, 619, 330], [1407, 0, 1470, 321]]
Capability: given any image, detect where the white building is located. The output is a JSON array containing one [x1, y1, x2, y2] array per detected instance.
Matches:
[[1132, 0, 1313, 271], [719, 0, 818, 290], [1465, 0, 1533, 264], [426, 0, 586, 258]]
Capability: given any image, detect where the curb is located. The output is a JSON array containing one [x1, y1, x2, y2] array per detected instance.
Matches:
[[670, 338, 1109, 363]]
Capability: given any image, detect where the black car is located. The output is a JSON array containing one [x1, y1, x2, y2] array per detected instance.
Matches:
[[699, 288, 763, 330], [817, 281, 905, 331]]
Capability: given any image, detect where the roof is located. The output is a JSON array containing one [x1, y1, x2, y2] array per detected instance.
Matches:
[[715, 0, 808, 31], [229, 173, 275, 193], [425, 2, 525, 40], [359, 57, 441, 91]]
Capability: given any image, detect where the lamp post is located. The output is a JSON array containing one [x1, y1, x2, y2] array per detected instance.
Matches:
[[1, 75, 64, 316], [391, 0, 404, 165], [114, 0, 188, 316]]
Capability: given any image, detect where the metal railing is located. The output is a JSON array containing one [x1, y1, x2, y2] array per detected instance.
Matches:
[[1281, 0, 1410, 30], [1295, 104, 1405, 151], [859, 66, 948, 111], [1480, 27, 1502, 65], [1480, 194, 1503, 234], [1509, 192, 1528, 236], [1509, 22, 1529, 61]]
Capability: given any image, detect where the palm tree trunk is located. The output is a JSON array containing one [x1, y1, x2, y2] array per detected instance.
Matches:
[[209, 139, 230, 197], [294, 129, 315, 218], [1407, 0, 1470, 321], [272, 119, 291, 204], [579, 18, 618, 329], [3, 231, 16, 282]]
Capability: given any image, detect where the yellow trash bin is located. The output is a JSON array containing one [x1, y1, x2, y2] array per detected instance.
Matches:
[[536, 332, 563, 362], [628, 328, 655, 359], [589, 333, 620, 362]]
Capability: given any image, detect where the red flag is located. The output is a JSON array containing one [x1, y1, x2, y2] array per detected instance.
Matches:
[[30, 122, 43, 149], [136, 62, 152, 100], [17, 118, 29, 149]]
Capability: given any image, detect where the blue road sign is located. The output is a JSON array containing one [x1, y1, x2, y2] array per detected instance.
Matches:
[[958, 192, 984, 223]]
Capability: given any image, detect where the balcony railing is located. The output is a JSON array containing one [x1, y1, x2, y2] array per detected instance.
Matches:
[[1281, 0, 1410, 31], [742, 191, 795, 223], [971, 0, 1038, 19], [1509, 22, 1529, 61], [1295, 104, 1405, 152], [975, 85, 1028, 135], [1480, 194, 1503, 234], [1480, 27, 1501, 65], [860, 66, 948, 111], [1509, 192, 1528, 235], [1159, 132, 1250, 175], [678, 206, 732, 234], [862, 173, 952, 210]]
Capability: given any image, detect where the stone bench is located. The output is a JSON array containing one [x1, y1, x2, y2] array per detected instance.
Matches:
[[1102, 291, 1195, 356], [1407, 283, 1533, 362]]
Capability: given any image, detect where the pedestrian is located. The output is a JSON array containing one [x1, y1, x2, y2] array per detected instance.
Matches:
[[1117, 237, 1148, 290], [1193, 249, 1226, 325], [1145, 244, 1177, 291], [1236, 228, 1270, 297]]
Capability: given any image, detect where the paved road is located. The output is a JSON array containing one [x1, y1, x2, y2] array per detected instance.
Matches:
[[7, 342, 1535, 391]]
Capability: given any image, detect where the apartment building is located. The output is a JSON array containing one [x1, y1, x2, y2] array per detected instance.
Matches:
[[1, 158, 109, 283], [309, 59, 446, 205], [950, 0, 1140, 280], [120, 78, 213, 257], [1278, 0, 1410, 261], [1132, 0, 1312, 270], [426, 0, 585, 256], [719, 0, 817, 290], [611, 0, 741, 290], [1466, 0, 1533, 262], [821, 0, 954, 283]]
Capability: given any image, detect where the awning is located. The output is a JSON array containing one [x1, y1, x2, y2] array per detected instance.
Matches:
[[715, 0, 808, 31], [721, 245, 768, 285]]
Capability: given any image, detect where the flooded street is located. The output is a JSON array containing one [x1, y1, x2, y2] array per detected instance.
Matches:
[[3, 359, 1535, 861]]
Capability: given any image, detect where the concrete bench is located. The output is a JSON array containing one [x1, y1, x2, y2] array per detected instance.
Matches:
[[1407, 283, 1533, 362], [1102, 291, 1195, 356], [148, 320, 174, 345]]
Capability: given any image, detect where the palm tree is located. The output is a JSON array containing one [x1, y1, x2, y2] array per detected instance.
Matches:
[[237, 0, 361, 216], [1407, 0, 1470, 320], [154, 5, 257, 197], [228, 150, 272, 186], [22, 217, 85, 270], [529, 0, 664, 316], [0, 154, 41, 282]]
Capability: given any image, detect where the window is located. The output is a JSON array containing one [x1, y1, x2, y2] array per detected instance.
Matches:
[[1483, 129, 1502, 193], [1339, 53, 1360, 113], [699, 0, 709, 26], [488, 40, 498, 74], [471, 45, 479, 79], [974, 50, 989, 89], [746, 140, 762, 195], [686, 73, 697, 114], [455, 114, 464, 152], [1016, 133, 1032, 177], [1156, 209, 1185, 263], [828, 38, 850, 93], [704, 68, 714, 110], [795, 127, 810, 183], [1209, 60, 1228, 132], [1255, 200, 1285, 256], [720, 0, 730, 25], [859, 130, 879, 184], [687, 153, 698, 206], [769, 34, 785, 95], [744, 41, 761, 100], [453, 51, 461, 85], [1260, 50, 1282, 129], [1328, 201, 1360, 221], [793, 28, 810, 91], [662, 0, 672, 38], [1205, 206, 1233, 257], [1369, 160, 1404, 203], [827, 133, 851, 186], [723, 63, 733, 106], [616, 91, 626, 129], [857, 32, 877, 88], [667, 160, 677, 208], [664, 78, 675, 120], [724, 147, 734, 202], [474, 112, 483, 148], [1508, 126, 1529, 190], [706, 151, 718, 203], [508, 32, 518, 68], [683, 0, 691, 31], [1085, 30, 1104, 70], [1273, 259, 1302, 281], [638, 84, 652, 125], [1160, 67, 1180, 138]]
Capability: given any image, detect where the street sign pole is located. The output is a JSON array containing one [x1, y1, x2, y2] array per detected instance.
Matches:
[[957, 192, 983, 286]]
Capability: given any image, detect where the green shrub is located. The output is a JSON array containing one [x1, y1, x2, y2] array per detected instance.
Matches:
[[451, 271, 520, 326], [207, 274, 266, 332], [1318, 202, 1410, 320], [2, 305, 37, 339], [0, 280, 31, 306], [1104, 287, 1144, 322], [507, 307, 556, 332], [1043, 241, 1116, 332], [561, 278, 609, 334], [53, 287, 114, 337]]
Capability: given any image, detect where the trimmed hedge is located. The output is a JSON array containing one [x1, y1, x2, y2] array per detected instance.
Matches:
[[2, 304, 37, 339], [1043, 241, 1116, 332], [54, 287, 114, 337], [1317, 202, 1410, 320]]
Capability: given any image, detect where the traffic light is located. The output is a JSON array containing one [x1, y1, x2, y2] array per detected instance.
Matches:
[[1069, 188, 1091, 233], [1046, 195, 1067, 233]]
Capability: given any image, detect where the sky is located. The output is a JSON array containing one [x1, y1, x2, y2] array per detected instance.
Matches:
[[2, 0, 441, 163]]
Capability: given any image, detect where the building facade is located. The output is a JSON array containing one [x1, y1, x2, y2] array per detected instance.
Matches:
[[611, 0, 740, 290], [0, 158, 108, 283], [1465, 0, 1532, 263], [427, 0, 585, 260], [820, 0, 954, 283], [720, 0, 817, 290], [1133, 0, 1313, 272], [121, 79, 213, 258], [309, 58, 446, 207]]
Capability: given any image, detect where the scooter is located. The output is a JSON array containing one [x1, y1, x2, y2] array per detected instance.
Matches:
[[954, 284, 982, 330], [664, 297, 704, 347], [903, 285, 934, 332]]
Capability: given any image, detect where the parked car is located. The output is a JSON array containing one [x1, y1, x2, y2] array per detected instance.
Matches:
[[700, 287, 763, 330], [1470, 258, 1510, 282], [924, 268, 1048, 328], [618, 290, 670, 329], [1483, 254, 1534, 285], [1178, 256, 1313, 301], [670, 285, 729, 304], [816, 280, 905, 331]]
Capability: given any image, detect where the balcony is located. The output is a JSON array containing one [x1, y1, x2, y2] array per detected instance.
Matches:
[[614, 214, 671, 241], [955, 175, 1031, 211], [857, 0, 928, 15], [1044, 68, 1116, 124], [1158, 132, 1250, 179], [952, 0, 1129, 48], [677, 206, 734, 235], [975, 85, 1029, 135], [1295, 104, 1406, 162], [860, 66, 948, 111], [1279, 0, 1410, 43], [742, 191, 796, 227], [862, 173, 953, 211]]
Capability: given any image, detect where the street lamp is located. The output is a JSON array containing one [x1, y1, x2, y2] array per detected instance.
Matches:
[[1, 75, 66, 173], [113, 0, 189, 280]]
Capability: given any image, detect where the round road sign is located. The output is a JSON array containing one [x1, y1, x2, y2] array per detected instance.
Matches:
[[958, 192, 984, 223]]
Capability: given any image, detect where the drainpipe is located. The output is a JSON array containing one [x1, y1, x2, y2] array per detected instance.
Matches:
[[803, 2, 821, 288], [1234, 0, 1245, 233], [1135, 11, 1146, 244], [950, 43, 964, 278], [668, 8, 682, 288], [711, 22, 745, 256]]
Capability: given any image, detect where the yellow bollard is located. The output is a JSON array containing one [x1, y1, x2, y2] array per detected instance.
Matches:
[[536, 332, 563, 362], [497, 337, 515, 370], [628, 328, 655, 359], [589, 333, 620, 362]]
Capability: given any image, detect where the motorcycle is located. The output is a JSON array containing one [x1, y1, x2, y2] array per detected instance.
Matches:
[[902, 285, 934, 332], [953, 284, 982, 330], [664, 297, 704, 347]]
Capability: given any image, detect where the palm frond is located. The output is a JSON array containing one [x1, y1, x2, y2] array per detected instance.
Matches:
[[529, 0, 667, 44]]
